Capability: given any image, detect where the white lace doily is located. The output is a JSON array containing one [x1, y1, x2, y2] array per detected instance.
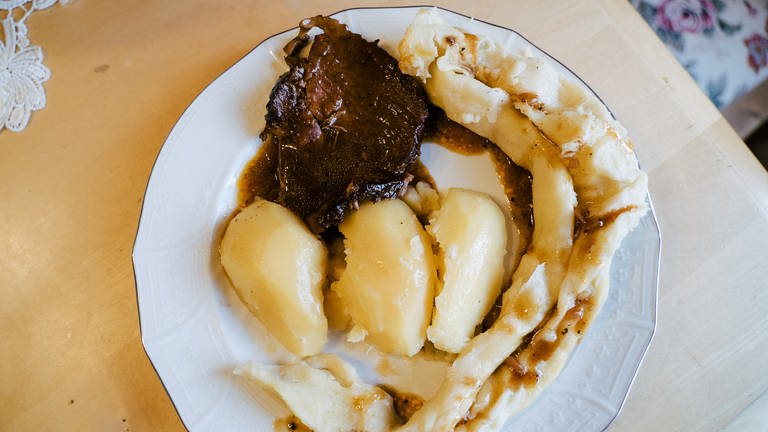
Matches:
[[0, 0, 69, 133]]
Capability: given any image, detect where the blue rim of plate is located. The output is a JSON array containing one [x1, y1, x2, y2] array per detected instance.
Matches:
[[132, 5, 662, 431]]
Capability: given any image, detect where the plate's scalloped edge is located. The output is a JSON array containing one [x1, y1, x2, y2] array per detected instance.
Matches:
[[130, 262, 192, 430], [598, 197, 662, 432], [131, 5, 663, 431], [131, 19, 300, 432]]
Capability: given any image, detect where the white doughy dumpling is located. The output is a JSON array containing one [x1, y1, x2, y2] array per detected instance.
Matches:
[[427, 188, 507, 353], [235, 354, 395, 432], [335, 199, 437, 356], [220, 199, 328, 357]]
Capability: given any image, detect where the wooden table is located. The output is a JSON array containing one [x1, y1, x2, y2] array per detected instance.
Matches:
[[2, 1, 767, 430]]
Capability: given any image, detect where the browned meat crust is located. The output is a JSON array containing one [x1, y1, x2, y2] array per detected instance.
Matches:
[[262, 16, 429, 232]]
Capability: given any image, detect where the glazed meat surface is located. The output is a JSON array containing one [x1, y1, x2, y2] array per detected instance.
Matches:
[[262, 16, 429, 232]]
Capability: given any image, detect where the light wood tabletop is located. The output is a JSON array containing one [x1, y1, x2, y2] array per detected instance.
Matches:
[[2, 1, 767, 431]]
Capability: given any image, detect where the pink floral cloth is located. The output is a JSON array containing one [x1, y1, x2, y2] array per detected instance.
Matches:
[[631, 0, 768, 107]]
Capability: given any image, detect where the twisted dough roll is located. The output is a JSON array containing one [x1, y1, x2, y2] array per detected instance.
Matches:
[[395, 9, 648, 431]]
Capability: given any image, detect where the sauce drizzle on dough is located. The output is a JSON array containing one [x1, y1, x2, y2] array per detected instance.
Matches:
[[503, 296, 594, 390], [273, 415, 313, 431], [380, 385, 426, 424]]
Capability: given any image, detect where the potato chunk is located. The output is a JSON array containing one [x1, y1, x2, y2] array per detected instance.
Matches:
[[335, 199, 436, 356], [427, 188, 507, 353], [220, 199, 328, 357]]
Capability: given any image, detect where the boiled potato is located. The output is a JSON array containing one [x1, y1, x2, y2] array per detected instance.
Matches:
[[335, 199, 436, 356], [220, 199, 328, 357], [427, 188, 507, 353]]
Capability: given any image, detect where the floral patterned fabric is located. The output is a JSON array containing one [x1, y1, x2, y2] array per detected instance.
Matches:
[[630, 0, 768, 108]]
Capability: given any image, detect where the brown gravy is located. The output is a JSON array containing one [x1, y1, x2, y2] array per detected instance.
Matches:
[[380, 385, 425, 424], [238, 136, 279, 208], [237, 107, 533, 253], [422, 109, 533, 247], [579, 205, 637, 234], [504, 296, 594, 390], [273, 415, 312, 431]]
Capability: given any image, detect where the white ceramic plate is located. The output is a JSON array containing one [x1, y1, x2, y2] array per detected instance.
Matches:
[[133, 6, 661, 431]]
